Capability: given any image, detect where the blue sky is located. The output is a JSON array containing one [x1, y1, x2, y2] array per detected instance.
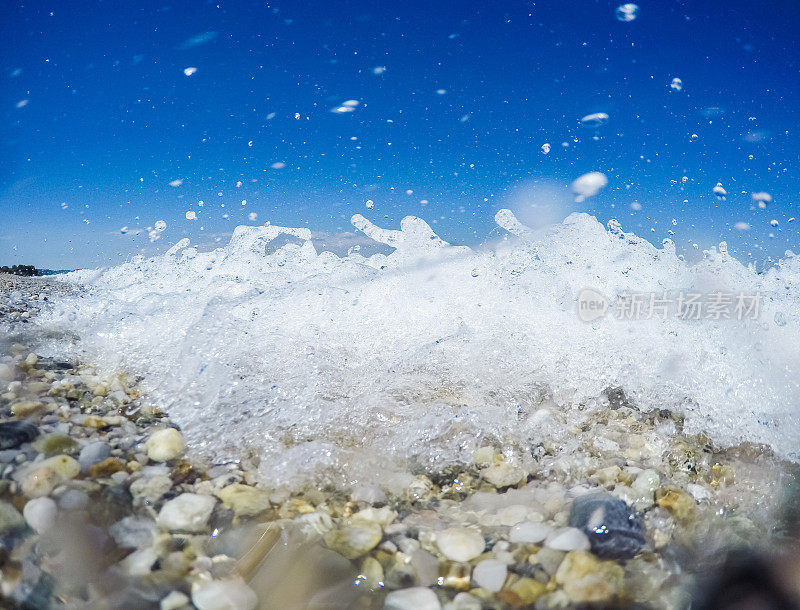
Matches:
[[1, 0, 798, 269]]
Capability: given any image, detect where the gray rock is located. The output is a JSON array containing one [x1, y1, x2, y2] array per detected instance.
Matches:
[[79, 442, 111, 472], [0, 420, 38, 450], [568, 493, 645, 559]]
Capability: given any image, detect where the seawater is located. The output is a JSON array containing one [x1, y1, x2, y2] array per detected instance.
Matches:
[[36, 211, 800, 488]]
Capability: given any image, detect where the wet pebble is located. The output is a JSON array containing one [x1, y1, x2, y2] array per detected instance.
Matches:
[[191, 577, 257, 610], [79, 441, 111, 472], [23, 497, 57, 534], [384, 586, 442, 610], [0, 420, 38, 449], [435, 527, 485, 562], [569, 493, 645, 559], [158, 493, 216, 532]]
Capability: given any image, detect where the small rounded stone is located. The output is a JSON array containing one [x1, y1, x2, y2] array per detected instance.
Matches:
[[146, 428, 185, 462], [157, 493, 216, 532], [384, 586, 441, 610], [544, 527, 591, 551], [191, 577, 257, 610], [435, 527, 485, 562], [23, 496, 58, 533], [323, 521, 383, 560], [472, 559, 507, 592]]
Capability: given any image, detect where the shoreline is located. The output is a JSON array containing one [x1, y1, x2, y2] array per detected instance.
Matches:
[[1, 274, 798, 609]]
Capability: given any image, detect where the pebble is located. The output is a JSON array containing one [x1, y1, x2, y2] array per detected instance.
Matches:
[[130, 474, 173, 503], [23, 497, 58, 534], [0, 499, 25, 533], [436, 527, 485, 562], [323, 521, 383, 559], [146, 428, 185, 462], [446, 592, 482, 610], [569, 493, 645, 559], [160, 590, 191, 610], [630, 469, 660, 509], [472, 559, 507, 592], [79, 441, 111, 472], [157, 493, 216, 532], [22, 455, 80, 497], [191, 577, 257, 610], [32, 433, 78, 457], [481, 462, 525, 488], [509, 521, 552, 544], [554, 550, 624, 603], [655, 487, 696, 523], [89, 457, 127, 478], [215, 483, 271, 517], [11, 400, 46, 417], [122, 547, 159, 577], [58, 489, 89, 511], [0, 420, 38, 449], [544, 527, 591, 551], [384, 586, 442, 610]]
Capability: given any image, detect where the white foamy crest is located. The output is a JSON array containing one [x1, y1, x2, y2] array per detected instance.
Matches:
[[40, 212, 800, 486]]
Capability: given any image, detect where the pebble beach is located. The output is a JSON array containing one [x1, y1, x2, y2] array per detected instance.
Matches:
[[1, 273, 799, 609]]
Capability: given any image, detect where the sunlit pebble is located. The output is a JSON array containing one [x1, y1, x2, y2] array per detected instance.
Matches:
[[436, 89, 447, 95], [541, 143, 551, 154], [770, 219, 779, 226], [183, 67, 197, 76], [712, 183, 727, 200], [15, 99, 29, 108], [372, 66, 386, 75], [271, 162, 286, 169], [186, 211, 197, 220], [615, 3, 639, 22], [169, 179, 183, 187], [248, 212, 258, 221], [580, 112, 609, 128], [670, 77, 683, 91], [366, 200, 374, 209], [734, 222, 750, 231], [631, 201, 642, 210], [266, 112, 276, 120]]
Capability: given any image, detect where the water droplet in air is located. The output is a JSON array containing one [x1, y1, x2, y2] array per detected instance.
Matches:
[[169, 179, 183, 187], [734, 221, 749, 231], [541, 143, 551, 154], [770, 219, 779, 227], [183, 67, 197, 76], [154, 220, 167, 231], [713, 183, 727, 200], [615, 3, 639, 22], [752, 192, 772, 208], [366, 200, 374, 209], [271, 162, 286, 169], [670, 77, 683, 91], [580, 112, 609, 128], [186, 211, 197, 220], [571, 172, 608, 202], [248, 212, 258, 221]]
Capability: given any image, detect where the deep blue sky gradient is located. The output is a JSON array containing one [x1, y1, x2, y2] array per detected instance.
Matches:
[[1, 0, 798, 268]]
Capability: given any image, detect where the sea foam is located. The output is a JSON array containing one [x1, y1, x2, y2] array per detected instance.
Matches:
[[39, 212, 800, 486]]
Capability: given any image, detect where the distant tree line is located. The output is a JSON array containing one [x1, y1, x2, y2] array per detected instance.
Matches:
[[0, 265, 41, 276]]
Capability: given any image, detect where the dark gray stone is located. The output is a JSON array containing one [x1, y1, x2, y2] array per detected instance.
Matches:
[[0, 420, 38, 450], [568, 493, 645, 559]]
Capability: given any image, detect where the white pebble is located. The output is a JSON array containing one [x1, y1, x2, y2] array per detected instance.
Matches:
[[472, 559, 507, 592], [436, 527, 485, 562], [191, 577, 258, 610], [23, 497, 57, 534], [157, 493, 216, 532], [509, 521, 552, 544], [146, 428, 185, 462], [161, 590, 191, 610], [544, 527, 591, 551], [384, 586, 442, 610]]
